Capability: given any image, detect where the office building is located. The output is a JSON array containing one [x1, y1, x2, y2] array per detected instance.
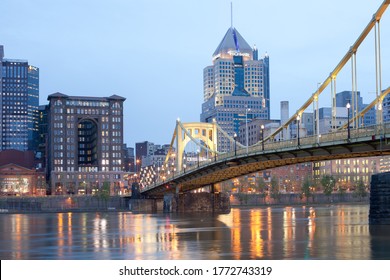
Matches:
[[123, 145, 135, 172], [47, 92, 127, 195], [336, 91, 376, 126], [135, 141, 156, 169], [382, 94, 390, 123], [0, 45, 39, 151], [238, 119, 281, 146], [313, 157, 380, 189], [200, 26, 270, 152]]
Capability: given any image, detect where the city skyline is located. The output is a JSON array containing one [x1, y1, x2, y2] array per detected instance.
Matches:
[[1, 0, 389, 147]]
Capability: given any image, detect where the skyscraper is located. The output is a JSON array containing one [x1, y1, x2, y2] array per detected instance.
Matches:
[[200, 27, 270, 152], [0, 45, 39, 151]]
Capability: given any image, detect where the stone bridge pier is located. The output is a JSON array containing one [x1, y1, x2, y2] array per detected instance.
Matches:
[[369, 172, 390, 224], [129, 192, 231, 214], [163, 192, 230, 214]]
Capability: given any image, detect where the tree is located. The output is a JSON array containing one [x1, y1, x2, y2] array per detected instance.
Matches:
[[270, 176, 280, 202], [257, 177, 267, 198], [321, 175, 335, 201], [100, 181, 111, 199], [301, 176, 313, 202], [354, 179, 368, 201], [337, 185, 346, 201]]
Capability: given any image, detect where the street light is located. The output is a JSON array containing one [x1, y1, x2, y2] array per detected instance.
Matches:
[[346, 102, 351, 140], [261, 124, 265, 151], [136, 159, 140, 174], [297, 115, 301, 146], [246, 107, 251, 154], [233, 133, 237, 156], [197, 149, 200, 167]]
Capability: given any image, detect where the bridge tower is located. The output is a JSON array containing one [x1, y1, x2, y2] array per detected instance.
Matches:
[[170, 120, 218, 173]]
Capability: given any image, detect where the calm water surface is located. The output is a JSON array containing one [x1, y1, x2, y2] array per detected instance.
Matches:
[[0, 204, 389, 260]]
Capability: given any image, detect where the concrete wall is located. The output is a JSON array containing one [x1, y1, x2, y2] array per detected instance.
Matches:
[[369, 172, 390, 225], [231, 192, 369, 206], [0, 195, 128, 213]]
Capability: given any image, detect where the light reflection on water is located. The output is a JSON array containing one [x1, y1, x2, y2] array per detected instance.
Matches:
[[0, 204, 389, 260]]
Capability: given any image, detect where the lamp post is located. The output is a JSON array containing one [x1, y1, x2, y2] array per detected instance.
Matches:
[[246, 107, 251, 154], [233, 133, 237, 156], [297, 115, 301, 146], [261, 124, 265, 151], [197, 149, 200, 167], [346, 102, 351, 140], [136, 159, 140, 173]]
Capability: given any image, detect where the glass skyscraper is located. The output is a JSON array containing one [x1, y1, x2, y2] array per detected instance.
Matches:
[[0, 45, 39, 151], [200, 27, 270, 152]]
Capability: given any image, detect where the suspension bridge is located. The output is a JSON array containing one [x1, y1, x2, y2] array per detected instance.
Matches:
[[138, 0, 390, 197]]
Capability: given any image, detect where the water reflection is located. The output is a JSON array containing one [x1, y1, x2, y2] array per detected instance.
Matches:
[[0, 205, 388, 260]]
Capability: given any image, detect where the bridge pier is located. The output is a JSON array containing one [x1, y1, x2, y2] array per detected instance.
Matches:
[[369, 172, 390, 225], [164, 192, 230, 214]]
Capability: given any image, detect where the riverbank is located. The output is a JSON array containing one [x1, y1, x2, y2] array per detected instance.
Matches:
[[230, 192, 369, 206], [0, 195, 129, 213], [0, 192, 369, 214]]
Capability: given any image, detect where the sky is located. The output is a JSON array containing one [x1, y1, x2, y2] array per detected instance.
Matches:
[[1, 0, 389, 147]]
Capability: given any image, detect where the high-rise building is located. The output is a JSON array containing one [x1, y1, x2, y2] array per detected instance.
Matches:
[[0, 45, 39, 151], [200, 27, 270, 152], [135, 141, 156, 169], [47, 92, 127, 195], [336, 91, 376, 127], [123, 144, 135, 172], [37, 105, 49, 181], [382, 94, 390, 123]]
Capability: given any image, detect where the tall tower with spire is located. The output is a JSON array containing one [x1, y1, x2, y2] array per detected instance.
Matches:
[[200, 25, 270, 152]]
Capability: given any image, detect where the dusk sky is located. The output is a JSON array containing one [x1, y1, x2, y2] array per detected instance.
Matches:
[[1, 0, 389, 147]]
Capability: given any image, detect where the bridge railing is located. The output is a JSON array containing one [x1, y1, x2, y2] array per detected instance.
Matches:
[[141, 123, 389, 192]]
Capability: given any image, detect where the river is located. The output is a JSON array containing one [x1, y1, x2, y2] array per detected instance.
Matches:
[[0, 204, 389, 260]]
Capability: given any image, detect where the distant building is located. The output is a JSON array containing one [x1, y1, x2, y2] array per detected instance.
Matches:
[[37, 105, 49, 178], [141, 148, 167, 168], [379, 156, 390, 173], [313, 157, 380, 189], [0, 45, 39, 151], [123, 145, 135, 172], [135, 141, 156, 169], [318, 107, 348, 133], [270, 163, 313, 193], [200, 26, 270, 152], [0, 150, 46, 196], [280, 101, 290, 140], [238, 119, 281, 146], [47, 92, 127, 195], [301, 112, 314, 136], [382, 94, 390, 123], [336, 90, 376, 127]]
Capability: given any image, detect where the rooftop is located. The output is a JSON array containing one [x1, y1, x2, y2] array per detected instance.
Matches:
[[47, 92, 126, 101], [213, 27, 253, 60]]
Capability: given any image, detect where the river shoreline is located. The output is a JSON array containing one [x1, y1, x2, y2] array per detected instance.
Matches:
[[0, 192, 369, 214]]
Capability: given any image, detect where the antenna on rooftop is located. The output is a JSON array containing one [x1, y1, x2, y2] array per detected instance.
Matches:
[[231, 2, 233, 28]]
